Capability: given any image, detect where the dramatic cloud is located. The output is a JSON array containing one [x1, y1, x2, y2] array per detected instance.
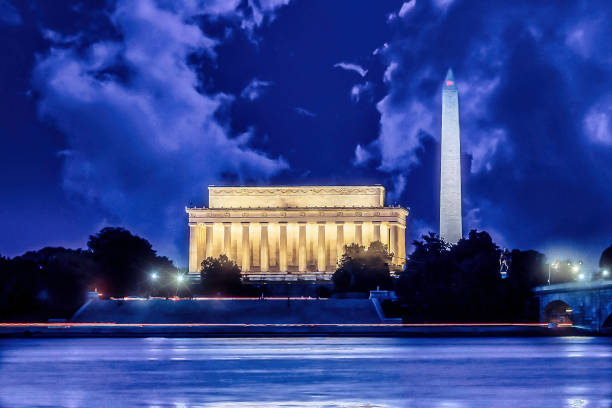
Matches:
[[240, 78, 272, 100], [32, 0, 290, 260], [333, 62, 368, 77], [360, 0, 612, 260]]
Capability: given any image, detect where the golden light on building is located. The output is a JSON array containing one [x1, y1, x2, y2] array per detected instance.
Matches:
[[186, 186, 408, 280]]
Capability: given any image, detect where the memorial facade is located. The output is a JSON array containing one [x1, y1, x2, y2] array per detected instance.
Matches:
[[186, 186, 408, 279]]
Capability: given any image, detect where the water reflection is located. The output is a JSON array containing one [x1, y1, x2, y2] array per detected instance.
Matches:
[[0, 337, 611, 407]]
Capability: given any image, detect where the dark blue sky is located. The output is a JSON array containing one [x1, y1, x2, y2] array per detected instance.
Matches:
[[1, 0, 611, 269]]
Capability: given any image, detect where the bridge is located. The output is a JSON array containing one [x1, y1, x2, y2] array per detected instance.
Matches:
[[533, 280, 612, 333]]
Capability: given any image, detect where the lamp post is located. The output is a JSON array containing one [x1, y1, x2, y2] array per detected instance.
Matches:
[[548, 261, 559, 285]]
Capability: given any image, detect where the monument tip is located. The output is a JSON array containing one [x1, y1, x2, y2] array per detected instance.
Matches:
[[444, 68, 456, 88]]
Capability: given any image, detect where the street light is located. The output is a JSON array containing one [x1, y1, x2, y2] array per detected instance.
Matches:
[[578, 273, 585, 281], [176, 274, 184, 283], [150, 272, 158, 280], [548, 261, 559, 285], [602, 269, 609, 278]]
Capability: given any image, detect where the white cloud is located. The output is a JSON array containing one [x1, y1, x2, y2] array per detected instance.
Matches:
[[456, 76, 506, 173], [565, 19, 605, 59], [33, 0, 289, 262], [353, 144, 373, 166], [372, 42, 389, 56], [387, 174, 407, 203], [387, 0, 416, 22], [239, 0, 292, 41], [240, 78, 272, 100], [376, 93, 434, 171], [583, 98, 612, 146], [383, 61, 398, 83], [468, 128, 506, 172], [398, 0, 416, 17], [333, 62, 368, 77], [350, 81, 373, 102]]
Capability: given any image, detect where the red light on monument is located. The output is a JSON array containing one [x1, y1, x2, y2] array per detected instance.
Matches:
[[446, 80, 454, 86]]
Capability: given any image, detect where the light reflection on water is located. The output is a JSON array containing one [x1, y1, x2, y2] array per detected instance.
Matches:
[[0, 337, 611, 407]]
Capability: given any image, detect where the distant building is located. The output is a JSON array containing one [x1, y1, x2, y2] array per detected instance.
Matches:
[[440, 68, 463, 243], [186, 186, 408, 280]]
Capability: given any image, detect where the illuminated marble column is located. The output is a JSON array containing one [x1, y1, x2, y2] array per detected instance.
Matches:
[[188, 223, 198, 273], [329, 223, 337, 268], [241, 222, 250, 271], [279, 222, 288, 272], [336, 221, 345, 262], [230, 223, 238, 261], [197, 225, 206, 267], [223, 223, 231, 257], [317, 222, 326, 271], [205, 223, 214, 258], [298, 222, 307, 272], [398, 225, 406, 266], [372, 221, 381, 243], [355, 221, 363, 246], [390, 223, 399, 264], [260, 222, 269, 272]]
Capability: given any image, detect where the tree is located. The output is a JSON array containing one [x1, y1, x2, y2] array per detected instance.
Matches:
[[397, 230, 504, 322], [87, 227, 175, 297], [18, 247, 98, 314], [0, 248, 99, 320], [332, 241, 393, 292], [200, 254, 242, 295]]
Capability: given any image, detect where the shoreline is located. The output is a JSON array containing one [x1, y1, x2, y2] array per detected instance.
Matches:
[[0, 323, 601, 338]]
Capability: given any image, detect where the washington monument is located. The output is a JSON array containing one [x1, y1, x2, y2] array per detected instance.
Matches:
[[440, 68, 462, 243]]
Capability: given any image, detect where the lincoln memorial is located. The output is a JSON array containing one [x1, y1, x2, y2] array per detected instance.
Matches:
[[186, 186, 408, 280]]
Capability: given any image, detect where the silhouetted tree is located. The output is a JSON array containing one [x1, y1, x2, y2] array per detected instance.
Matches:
[[332, 241, 393, 292], [397, 230, 503, 322], [0, 248, 98, 320], [87, 227, 175, 297], [397, 230, 558, 322], [200, 254, 242, 295]]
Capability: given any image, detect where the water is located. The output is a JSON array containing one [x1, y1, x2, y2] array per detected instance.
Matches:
[[0, 337, 610, 407]]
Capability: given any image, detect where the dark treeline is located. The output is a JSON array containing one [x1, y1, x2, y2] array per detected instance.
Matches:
[[397, 230, 544, 322], [0, 227, 178, 321], [331, 231, 611, 322], [1, 225, 609, 323]]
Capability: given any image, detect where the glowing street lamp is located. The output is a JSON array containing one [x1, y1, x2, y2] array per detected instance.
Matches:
[[578, 273, 585, 281], [176, 274, 184, 283], [548, 260, 559, 285], [150, 272, 159, 280], [602, 269, 609, 278]]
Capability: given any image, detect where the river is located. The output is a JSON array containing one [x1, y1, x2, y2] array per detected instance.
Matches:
[[0, 337, 610, 407]]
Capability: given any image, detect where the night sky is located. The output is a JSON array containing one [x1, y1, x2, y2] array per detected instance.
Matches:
[[1, 0, 610, 269]]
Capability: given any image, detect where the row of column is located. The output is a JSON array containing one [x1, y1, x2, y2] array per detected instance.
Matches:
[[189, 221, 405, 273]]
